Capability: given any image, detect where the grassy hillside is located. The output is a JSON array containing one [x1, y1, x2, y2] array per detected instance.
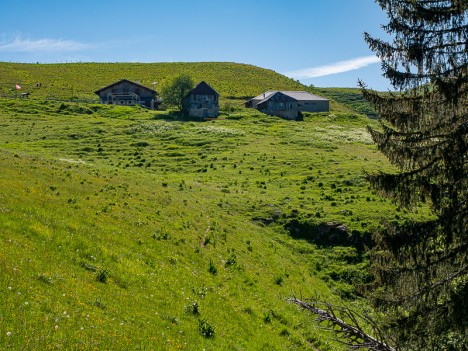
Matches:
[[0, 62, 303, 101], [310, 87, 379, 118], [0, 62, 378, 117], [0, 97, 429, 350]]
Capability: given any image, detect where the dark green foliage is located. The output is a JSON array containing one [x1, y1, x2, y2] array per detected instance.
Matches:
[[284, 218, 372, 252], [184, 301, 200, 316], [225, 252, 237, 267], [198, 318, 215, 338], [160, 74, 194, 111], [263, 310, 273, 324], [274, 276, 284, 286], [208, 259, 218, 275], [362, 1, 468, 349], [96, 268, 109, 283]]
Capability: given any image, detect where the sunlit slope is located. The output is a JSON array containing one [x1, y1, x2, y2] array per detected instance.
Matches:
[[0, 61, 303, 100], [0, 98, 406, 350]]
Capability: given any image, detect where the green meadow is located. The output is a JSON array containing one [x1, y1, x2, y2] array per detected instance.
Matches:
[[0, 62, 376, 117], [0, 62, 303, 101], [0, 63, 425, 350]]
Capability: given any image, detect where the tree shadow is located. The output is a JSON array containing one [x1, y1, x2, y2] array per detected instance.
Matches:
[[151, 110, 208, 122], [284, 218, 374, 253]]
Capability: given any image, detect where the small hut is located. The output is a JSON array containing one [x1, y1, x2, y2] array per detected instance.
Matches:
[[183, 81, 219, 118]]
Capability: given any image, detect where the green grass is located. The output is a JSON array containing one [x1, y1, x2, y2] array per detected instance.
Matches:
[[0, 62, 377, 117], [310, 87, 379, 118], [0, 62, 303, 102], [0, 97, 427, 350]]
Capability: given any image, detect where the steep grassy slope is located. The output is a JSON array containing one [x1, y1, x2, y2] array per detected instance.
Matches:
[[0, 98, 428, 350]]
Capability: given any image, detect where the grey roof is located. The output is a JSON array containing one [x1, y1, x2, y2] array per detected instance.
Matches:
[[95, 79, 156, 95], [250, 90, 328, 102], [256, 91, 296, 106]]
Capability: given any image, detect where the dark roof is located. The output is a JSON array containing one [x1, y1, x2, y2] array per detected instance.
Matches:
[[246, 90, 329, 104], [94, 79, 156, 95], [258, 91, 296, 104], [188, 81, 219, 96], [256, 92, 297, 109]]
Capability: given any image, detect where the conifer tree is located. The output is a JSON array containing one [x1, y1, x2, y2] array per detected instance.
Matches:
[[361, 1, 468, 349]]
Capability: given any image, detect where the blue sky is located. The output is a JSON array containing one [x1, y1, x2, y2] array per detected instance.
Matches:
[[0, 0, 392, 90]]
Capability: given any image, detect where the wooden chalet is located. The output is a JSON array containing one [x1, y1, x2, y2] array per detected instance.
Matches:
[[245, 90, 329, 120], [183, 81, 219, 118], [95, 79, 160, 109]]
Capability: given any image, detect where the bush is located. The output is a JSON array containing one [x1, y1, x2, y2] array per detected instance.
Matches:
[[96, 268, 109, 283], [208, 259, 217, 275], [198, 318, 215, 338], [184, 301, 200, 316]]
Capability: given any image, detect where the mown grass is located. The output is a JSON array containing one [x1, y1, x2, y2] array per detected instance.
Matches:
[[0, 99, 429, 350]]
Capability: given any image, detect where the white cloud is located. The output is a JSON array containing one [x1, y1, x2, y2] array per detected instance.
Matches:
[[0, 36, 91, 52], [285, 55, 380, 79]]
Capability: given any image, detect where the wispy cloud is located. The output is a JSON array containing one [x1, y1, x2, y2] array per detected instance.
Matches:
[[285, 55, 380, 79], [0, 36, 91, 52]]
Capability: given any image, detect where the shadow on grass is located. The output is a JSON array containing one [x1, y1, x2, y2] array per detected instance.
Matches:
[[152, 110, 216, 122], [284, 218, 374, 253]]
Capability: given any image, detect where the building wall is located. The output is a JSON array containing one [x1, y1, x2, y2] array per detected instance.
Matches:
[[297, 100, 330, 112], [98, 82, 156, 107], [184, 94, 219, 118], [247, 95, 330, 115], [258, 94, 299, 120], [247, 99, 262, 109]]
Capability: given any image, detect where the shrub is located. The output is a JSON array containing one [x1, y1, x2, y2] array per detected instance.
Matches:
[[225, 253, 237, 267], [184, 301, 200, 316], [274, 275, 283, 286], [198, 318, 215, 338], [208, 259, 217, 275], [263, 310, 273, 323], [96, 268, 109, 283]]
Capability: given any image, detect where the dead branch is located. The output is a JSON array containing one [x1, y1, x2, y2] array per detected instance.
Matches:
[[288, 298, 397, 351]]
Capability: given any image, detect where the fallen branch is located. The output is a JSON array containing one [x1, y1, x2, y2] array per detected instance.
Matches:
[[288, 298, 397, 351]]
